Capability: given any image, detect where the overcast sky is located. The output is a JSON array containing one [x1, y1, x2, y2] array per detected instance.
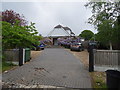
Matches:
[[2, 1, 96, 36]]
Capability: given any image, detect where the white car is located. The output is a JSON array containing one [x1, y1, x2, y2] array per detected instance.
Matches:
[[70, 42, 84, 51]]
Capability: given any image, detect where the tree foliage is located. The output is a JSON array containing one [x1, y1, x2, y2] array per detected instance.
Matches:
[[2, 21, 42, 49], [85, 1, 120, 49], [85, 2, 120, 26], [1, 9, 43, 49], [79, 30, 94, 40], [1, 10, 27, 26]]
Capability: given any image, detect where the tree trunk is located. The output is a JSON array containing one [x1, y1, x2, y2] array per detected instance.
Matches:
[[109, 42, 113, 50]]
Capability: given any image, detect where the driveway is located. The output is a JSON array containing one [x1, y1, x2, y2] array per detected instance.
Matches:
[[2, 48, 92, 88]]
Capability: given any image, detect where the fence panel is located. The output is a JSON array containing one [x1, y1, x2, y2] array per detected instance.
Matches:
[[94, 50, 120, 71], [3, 49, 19, 65]]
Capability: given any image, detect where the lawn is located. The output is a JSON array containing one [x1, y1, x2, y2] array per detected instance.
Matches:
[[90, 71, 107, 89], [2, 61, 17, 72]]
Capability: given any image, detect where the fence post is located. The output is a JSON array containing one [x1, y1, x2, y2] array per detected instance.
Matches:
[[19, 47, 23, 66], [118, 52, 120, 71], [89, 45, 94, 72]]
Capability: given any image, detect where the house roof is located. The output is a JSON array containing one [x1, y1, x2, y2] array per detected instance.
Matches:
[[54, 25, 71, 31], [48, 24, 75, 37], [48, 28, 70, 37], [62, 27, 71, 30], [54, 25, 63, 28], [71, 31, 75, 35]]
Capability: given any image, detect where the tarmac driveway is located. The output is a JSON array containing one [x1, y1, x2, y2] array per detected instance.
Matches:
[[2, 48, 92, 88]]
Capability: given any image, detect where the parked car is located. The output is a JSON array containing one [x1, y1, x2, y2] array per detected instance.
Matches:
[[39, 43, 45, 50], [36, 43, 45, 51], [70, 42, 84, 51]]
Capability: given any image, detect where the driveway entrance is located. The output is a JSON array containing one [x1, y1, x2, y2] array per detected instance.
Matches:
[[3, 48, 92, 88]]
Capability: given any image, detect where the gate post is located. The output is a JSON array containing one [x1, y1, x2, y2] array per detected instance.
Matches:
[[19, 47, 23, 66], [89, 45, 94, 72], [118, 51, 120, 71]]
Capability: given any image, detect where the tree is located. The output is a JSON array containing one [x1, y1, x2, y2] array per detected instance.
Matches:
[[85, 1, 120, 50], [1, 10, 27, 26], [2, 21, 41, 49], [1, 9, 43, 49], [79, 30, 94, 40]]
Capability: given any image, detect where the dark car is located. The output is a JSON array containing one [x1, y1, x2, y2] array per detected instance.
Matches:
[[39, 43, 45, 50], [36, 43, 45, 51], [70, 42, 84, 51]]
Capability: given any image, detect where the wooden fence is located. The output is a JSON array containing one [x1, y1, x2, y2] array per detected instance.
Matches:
[[93, 49, 120, 71], [3, 49, 19, 65]]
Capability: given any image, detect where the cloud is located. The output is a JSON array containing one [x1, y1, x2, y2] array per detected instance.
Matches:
[[2, 2, 95, 36], [2, 0, 89, 2]]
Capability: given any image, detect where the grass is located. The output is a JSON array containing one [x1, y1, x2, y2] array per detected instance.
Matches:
[[2, 61, 17, 72], [90, 71, 108, 89]]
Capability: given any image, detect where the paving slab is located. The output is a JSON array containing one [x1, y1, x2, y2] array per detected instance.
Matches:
[[2, 48, 92, 88]]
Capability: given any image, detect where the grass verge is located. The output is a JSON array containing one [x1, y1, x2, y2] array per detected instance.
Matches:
[[2, 61, 17, 72], [90, 71, 107, 89]]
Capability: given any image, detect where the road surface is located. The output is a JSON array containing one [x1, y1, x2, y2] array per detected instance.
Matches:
[[2, 48, 92, 88]]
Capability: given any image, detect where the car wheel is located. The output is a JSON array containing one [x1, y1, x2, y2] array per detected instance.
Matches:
[[41, 48, 44, 50], [79, 48, 82, 52]]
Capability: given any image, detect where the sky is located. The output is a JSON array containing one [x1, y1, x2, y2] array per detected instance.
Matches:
[[2, 1, 96, 36]]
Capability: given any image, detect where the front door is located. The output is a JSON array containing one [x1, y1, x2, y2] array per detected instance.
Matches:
[[53, 38, 58, 45]]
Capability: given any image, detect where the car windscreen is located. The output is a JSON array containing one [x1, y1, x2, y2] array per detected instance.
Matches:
[[72, 43, 81, 45]]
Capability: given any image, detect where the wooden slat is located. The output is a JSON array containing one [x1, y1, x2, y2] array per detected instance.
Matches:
[[3, 49, 19, 62], [94, 50, 120, 69]]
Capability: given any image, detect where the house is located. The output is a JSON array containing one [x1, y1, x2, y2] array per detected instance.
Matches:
[[47, 24, 75, 45]]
